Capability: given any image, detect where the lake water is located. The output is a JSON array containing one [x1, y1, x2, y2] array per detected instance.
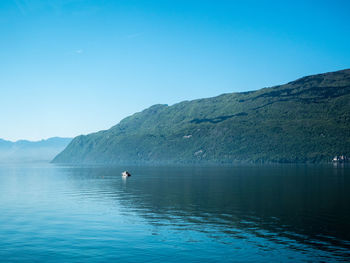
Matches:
[[0, 163, 349, 262]]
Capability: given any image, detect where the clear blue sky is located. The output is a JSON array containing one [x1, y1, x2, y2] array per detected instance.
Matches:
[[1, 0, 349, 141]]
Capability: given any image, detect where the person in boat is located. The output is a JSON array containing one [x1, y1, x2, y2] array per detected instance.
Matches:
[[122, 171, 131, 177]]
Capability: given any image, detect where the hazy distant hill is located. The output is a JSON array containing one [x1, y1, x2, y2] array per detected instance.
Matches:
[[0, 137, 72, 163], [53, 69, 350, 164]]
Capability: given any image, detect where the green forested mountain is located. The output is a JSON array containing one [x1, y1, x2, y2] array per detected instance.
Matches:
[[53, 69, 350, 164]]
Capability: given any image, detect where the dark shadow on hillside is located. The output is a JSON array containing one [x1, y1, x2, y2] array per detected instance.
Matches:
[[190, 112, 248, 124]]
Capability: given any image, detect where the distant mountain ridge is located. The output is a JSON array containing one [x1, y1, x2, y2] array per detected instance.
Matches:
[[0, 137, 72, 163], [53, 69, 350, 164]]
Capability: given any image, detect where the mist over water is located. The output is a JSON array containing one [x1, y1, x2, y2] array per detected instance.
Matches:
[[0, 163, 349, 262]]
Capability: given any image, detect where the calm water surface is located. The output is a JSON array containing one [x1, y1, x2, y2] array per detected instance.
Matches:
[[0, 164, 349, 262]]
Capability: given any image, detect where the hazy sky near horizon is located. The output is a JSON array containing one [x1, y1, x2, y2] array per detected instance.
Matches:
[[1, 0, 349, 141]]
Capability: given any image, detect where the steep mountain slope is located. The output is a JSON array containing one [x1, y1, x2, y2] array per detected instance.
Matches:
[[0, 137, 72, 163], [53, 69, 350, 164]]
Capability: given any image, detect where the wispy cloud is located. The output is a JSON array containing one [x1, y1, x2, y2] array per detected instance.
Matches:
[[14, 0, 27, 15], [14, 1, 71, 16], [126, 33, 144, 39], [75, 49, 83, 54]]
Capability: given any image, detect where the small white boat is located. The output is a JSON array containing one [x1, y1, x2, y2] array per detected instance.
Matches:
[[122, 171, 131, 177]]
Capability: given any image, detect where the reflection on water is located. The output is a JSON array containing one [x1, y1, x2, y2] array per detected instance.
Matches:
[[0, 163, 349, 262]]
